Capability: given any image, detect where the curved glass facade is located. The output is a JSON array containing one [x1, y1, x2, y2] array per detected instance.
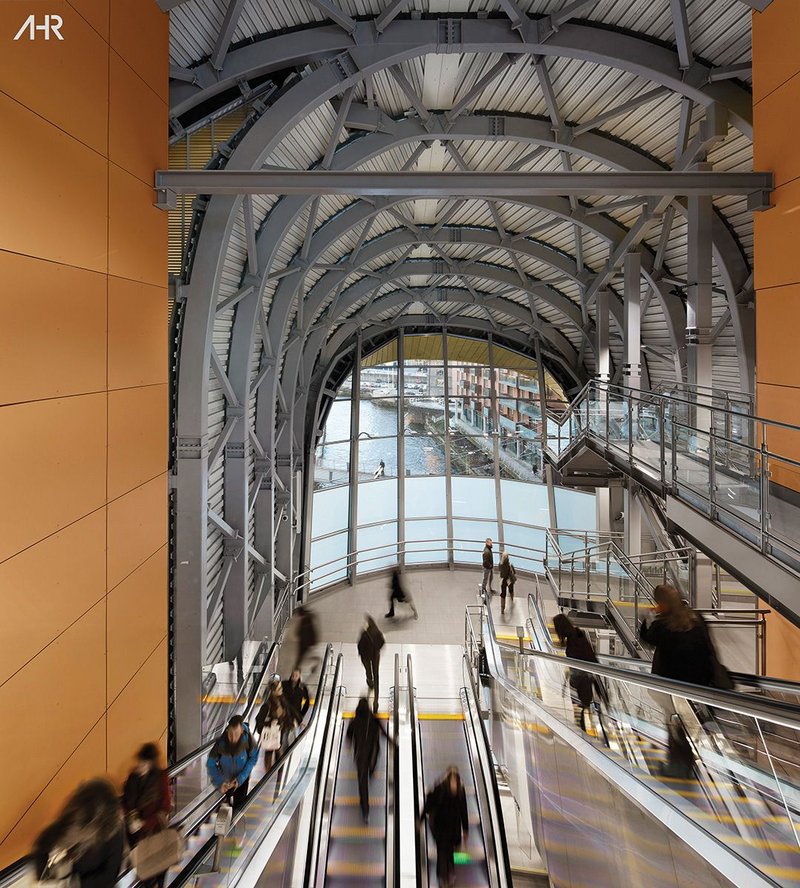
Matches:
[[309, 332, 592, 590]]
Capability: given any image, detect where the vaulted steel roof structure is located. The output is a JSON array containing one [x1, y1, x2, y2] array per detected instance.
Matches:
[[165, 0, 765, 750]]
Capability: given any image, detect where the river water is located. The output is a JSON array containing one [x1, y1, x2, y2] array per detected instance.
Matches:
[[318, 398, 446, 476]]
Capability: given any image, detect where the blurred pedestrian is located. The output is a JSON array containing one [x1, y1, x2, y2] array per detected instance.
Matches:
[[358, 615, 385, 712], [283, 668, 311, 729], [498, 552, 516, 614], [122, 744, 173, 888], [346, 697, 391, 824], [206, 714, 258, 810], [481, 538, 495, 595], [639, 584, 724, 778], [256, 677, 296, 771], [385, 567, 418, 619], [422, 767, 469, 887], [32, 778, 124, 888], [294, 605, 319, 672], [553, 613, 602, 733]]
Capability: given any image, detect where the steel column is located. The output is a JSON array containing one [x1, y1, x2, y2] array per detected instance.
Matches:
[[442, 330, 455, 569], [348, 334, 363, 582], [595, 289, 611, 383], [623, 250, 642, 391], [687, 168, 714, 434], [397, 331, 406, 567]]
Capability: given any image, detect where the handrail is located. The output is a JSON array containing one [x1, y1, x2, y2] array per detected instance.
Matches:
[[407, 654, 428, 888], [169, 643, 335, 888], [461, 655, 513, 888], [391, 654, 401, 888], [303, 652, 343, 887]]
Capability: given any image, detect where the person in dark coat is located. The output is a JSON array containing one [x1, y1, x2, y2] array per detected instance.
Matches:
[[481, 538, 495, 595], [422, 767, 469, 887], [206, 715, 259, 810], [553, 613, 601, 732], [498, 552, 516, 614], [283, 669, 311, 724], [32, 778, 125, 888], [385, 567, 418, 619], [122, 743, 172, 888], [294, 605, 319, 671], [346, 697, 391, 823], [256, 678, 297, 771], [357, 615, 385, 712], [639, 584, 719, 778]]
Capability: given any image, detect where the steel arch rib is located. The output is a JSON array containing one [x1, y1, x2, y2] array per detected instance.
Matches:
[[170, 18, 753, 138]]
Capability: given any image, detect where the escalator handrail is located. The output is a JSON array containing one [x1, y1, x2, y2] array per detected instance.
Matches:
[[526, 591, 800, 701], [491, 601, 800, 732], [461, 656, 513, 888], [480, 609, 786, 888], [407, 654, 428, 888], [169, 643, 335, 888], [303, 651, 345, 887], [391, 653, 401, 888]]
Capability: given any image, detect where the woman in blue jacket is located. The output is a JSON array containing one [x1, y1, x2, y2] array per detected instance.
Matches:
[[206, 715, 259, 810]]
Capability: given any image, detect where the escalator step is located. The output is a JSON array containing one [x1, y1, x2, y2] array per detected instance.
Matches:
[[326, 861, 384, 878], [329, 825, 385, 840]]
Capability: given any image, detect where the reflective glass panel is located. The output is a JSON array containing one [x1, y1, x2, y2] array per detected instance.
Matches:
[[405, 476, 446, 519], [404, 518, 448, 563], [452, 477, 497, 521], [311, 485, 350, 537], [358, 477, 398, 525], [357, 521, 398, 573]]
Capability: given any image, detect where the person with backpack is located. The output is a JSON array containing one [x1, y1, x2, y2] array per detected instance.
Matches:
[[553, 613, 602, 733], [498, 552, 516, 614], [357, 615, 385, 712], [385, 567, 418, 619], [122, 744, 173, 888], [206, 715, 258, 810], [346, 697, 392, 824]]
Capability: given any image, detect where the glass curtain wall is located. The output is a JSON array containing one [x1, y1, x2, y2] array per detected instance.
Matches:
[[309, 332, 565, 589]]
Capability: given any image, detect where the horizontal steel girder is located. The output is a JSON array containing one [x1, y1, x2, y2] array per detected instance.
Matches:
[[156, 169, 772, 199]]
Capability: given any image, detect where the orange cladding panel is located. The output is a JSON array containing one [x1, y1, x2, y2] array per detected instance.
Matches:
[[67, 0, 110, 40], [107, 276, 167, 390], [763, 606, 800, 682], [753, 175, 800, 292], [755, 283, 800, 389], [0, 717, 107, 868], [0, 2, 109, 156], [107, 384, 167, 502], [107, 473, 168, 590], [109, 50, 167, 186], [0, 394, 107, 563], [0, 94, 108, 274], [108, 164, 168, 288], [0, 602, 106, 851], [109, 0, 169, 101], [0, 252, 106, 405], [754, 73, 800, 189], [0, 511, 106, 687], [107, 546, 168, 704], [756, 384, 800, 492], [752, 0, 800, 104], [106, 639, 168, 783]]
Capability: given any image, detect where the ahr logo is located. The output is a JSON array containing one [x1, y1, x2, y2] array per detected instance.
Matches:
[[14, 14, 64, 41]]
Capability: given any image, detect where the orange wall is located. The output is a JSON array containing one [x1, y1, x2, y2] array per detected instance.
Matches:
[[0, 0, 168, 865], [753, 0, 800, 679], [754, 0, 800, 492]]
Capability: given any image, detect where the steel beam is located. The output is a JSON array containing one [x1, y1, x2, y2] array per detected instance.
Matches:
[[211, 0, 248, 71], [155, 169, 772, 197]]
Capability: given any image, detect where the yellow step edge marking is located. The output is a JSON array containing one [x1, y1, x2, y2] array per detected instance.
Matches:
[[763, 865, 800, 879], [417, 713, 465, 721], [342, 712, 389, 719], [496, 633, 532, 642], [334, 796, 385, 806], [330, 826, 385, 839], [326, 862, 384, 877], [727, 836, 800, 854]]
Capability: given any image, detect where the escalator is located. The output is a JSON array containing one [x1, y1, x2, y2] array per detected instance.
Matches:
[[408, 653, 511, 888], [304, 653, 398, 886], [475, 598, 800, 887]]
